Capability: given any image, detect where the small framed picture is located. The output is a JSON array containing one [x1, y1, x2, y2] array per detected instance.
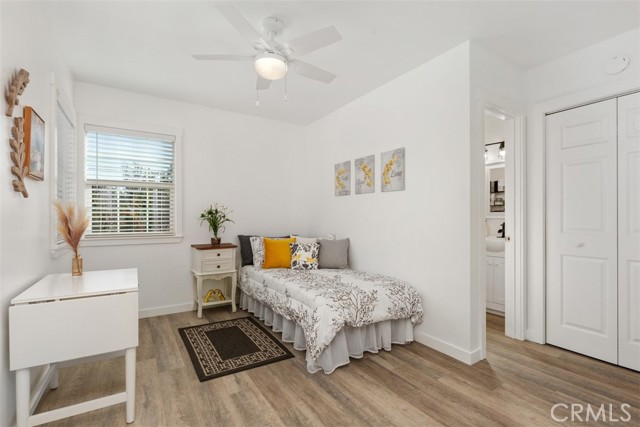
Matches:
[[24, 106, 45, 180], [334, 161, 351, 196], [355, 154, 375, 195], [381, 147, 405, 192]]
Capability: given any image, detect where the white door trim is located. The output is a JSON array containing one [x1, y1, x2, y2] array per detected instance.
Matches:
[[513, 115, 527, 341], [474, 88, 526, 361], [527, 77, 640, 344]]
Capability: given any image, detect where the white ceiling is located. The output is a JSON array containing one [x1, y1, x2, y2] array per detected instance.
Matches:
[[40, 1, 639, 125]]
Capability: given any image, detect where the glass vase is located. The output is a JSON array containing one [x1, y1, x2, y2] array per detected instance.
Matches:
[[72, 255, 83, 276]]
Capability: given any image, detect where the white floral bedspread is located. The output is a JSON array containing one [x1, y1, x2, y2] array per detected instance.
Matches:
[[239, 266, 424, 361]]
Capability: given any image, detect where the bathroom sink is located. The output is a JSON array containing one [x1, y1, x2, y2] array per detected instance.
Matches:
[[486, 237, 505, 253]]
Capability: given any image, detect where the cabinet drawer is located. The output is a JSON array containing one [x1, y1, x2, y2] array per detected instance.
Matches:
[[200, 249, 233, 261], [201, 260, 234, 273]]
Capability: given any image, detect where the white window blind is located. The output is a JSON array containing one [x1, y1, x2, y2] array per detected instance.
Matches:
[[54, 96, 77, 248], [84, 125, 176, 238]]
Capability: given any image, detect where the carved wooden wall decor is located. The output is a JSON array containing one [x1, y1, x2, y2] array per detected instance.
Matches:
[[6, 69, 30, 117], [10, 117, 28, 197], [6, 68, 31, 197]]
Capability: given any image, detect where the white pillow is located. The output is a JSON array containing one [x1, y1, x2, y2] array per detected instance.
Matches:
[[291, 234, 336, 244], [293, 236, 320, 244]]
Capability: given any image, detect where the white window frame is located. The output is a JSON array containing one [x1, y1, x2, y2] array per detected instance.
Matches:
[[50, 79, 78, 256], [77, 116, 183, 246]]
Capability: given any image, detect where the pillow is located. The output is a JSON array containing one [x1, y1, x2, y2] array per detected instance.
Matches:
[[263, 238, 296, 269], [248, 235, 290, 267], [291, 234, 336, 244], [292, 236, 320, 244], [318, 238, 349, 269], [238, 235, 256, 266], [290, 243, 319, 270]]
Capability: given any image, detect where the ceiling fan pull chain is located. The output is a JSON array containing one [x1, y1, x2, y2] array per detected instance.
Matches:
[[284, 73, 288, 102], [256, 89, 260, 108]]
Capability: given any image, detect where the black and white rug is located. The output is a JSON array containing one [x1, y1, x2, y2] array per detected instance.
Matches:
[[179, 316, 294, 382]]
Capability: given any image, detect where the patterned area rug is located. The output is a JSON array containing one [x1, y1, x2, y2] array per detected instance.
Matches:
[[179, 316, 294, 382]]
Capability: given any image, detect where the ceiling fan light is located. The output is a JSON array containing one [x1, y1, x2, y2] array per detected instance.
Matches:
[[255, 53, 287, 80]]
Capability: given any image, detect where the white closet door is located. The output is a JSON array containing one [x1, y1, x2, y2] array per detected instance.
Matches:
[[618, 92, 640, 371], [546, 99, 618, 364]]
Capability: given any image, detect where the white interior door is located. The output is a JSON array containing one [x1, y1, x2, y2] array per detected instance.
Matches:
[[546, 99, 618, 364], [618, 92, 640, 371], [504, 118, 515, 334]]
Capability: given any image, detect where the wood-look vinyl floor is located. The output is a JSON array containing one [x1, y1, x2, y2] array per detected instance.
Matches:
[[35, 311, 640, 427]]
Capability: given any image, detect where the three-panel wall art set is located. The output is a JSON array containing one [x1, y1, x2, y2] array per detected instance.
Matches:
[[334, 147, 405, 196]]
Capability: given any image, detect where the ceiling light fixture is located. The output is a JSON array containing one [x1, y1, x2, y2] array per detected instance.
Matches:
[[255, 52, 288, 80]]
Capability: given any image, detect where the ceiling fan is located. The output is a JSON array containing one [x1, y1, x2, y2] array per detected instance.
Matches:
[[193, 5, 342, 95]]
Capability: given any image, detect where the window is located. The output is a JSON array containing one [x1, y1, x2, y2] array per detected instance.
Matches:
[[51, 87, 77, 251], [84, 124, 179, 240]]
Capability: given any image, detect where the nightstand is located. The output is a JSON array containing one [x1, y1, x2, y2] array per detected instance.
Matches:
[[191, 243, 238, 318]]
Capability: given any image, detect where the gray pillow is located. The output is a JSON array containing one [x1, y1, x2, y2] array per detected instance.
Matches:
[[318, 238, 349, 269]]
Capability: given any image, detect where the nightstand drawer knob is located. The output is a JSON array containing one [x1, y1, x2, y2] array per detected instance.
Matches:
[[217, 253, 221, 257], [217, 265, 221, 269]]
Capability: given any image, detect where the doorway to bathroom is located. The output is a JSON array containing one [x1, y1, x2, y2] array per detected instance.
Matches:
[[481, 103, 526, 351], [484, 111, 508, 318]]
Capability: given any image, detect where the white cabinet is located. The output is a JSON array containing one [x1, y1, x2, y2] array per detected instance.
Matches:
[[486, 255, 505, 313], [191, 243, 238, 318]]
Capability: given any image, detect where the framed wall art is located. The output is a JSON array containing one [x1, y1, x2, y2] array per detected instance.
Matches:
[[355, 154, 375, 195], [24, 106, 45, 180], [334, 161, 351, 196], [381, 147, 405, 192]]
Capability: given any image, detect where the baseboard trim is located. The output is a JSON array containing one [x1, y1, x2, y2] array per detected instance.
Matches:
[[138, 302, 194, 319], [526, 328, 545, 344], [414, 331, 483, 365]]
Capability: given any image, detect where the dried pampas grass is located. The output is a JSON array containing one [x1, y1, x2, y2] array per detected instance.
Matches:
[[54, 201, 89, 257]]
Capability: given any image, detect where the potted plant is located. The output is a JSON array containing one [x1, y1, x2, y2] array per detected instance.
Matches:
[[200, 203, 234, 245]]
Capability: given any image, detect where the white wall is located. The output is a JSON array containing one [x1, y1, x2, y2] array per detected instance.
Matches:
[[302, 42, 478, 362], [74, 82, 306, 316], [485, 113, 505, 145], [0, 3, 76, 426], [524, 28, 640, 104], [524, 28, 640, 342]]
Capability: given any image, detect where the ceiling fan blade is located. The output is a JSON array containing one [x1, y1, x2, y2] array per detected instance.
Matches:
[[216, 5, 274, 51], [289, 60, 336, 84], [192, 54, 254, 61], [256, 76, 272, 91], [285, 26, 342, 56]]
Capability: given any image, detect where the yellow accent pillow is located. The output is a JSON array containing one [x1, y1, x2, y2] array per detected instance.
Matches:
[[263, 237, 296, 269]]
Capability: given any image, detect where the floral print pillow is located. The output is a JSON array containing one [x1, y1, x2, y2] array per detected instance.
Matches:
[[290, 243, 319, 270], [250, 236, 265, 268]]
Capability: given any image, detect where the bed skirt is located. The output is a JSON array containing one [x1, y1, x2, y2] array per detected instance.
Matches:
[[239, 291, 415, 374]]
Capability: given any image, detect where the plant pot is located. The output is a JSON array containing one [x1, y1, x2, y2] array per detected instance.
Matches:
[[211, 237, 221, 246], [72, 255, 83, 276]]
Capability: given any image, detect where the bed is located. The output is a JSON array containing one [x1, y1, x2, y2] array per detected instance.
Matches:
[[239, 266, 424, 374]]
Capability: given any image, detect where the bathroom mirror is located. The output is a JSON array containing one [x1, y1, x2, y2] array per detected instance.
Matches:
[[486, 164, 505, 217]]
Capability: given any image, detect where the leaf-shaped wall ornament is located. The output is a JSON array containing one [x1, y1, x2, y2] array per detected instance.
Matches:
[[5, 69, 30, 117], [9, 117, 28, 197]]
